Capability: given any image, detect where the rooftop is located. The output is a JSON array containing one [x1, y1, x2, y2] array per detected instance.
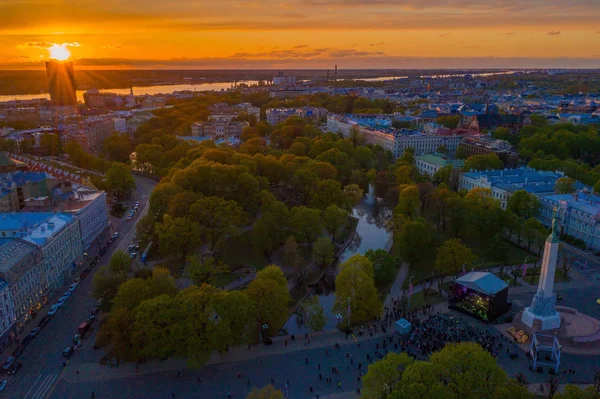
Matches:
[[0, 212, 75, 246], [0, 238, 39, 275], [542, 192, 600, 216], [417, 153, 465, 168]]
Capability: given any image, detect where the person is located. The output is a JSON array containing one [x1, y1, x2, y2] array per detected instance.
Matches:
[[91, 393, 95, 399], [310, 385, 313, 393], [337, 381, 341, 389], [171, 393, 175, 398], [305, 357, 309, 365]]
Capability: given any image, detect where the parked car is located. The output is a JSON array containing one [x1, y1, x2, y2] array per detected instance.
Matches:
[[63, 346, 74, 358], [56, 297, 68, 307], [7, 363, 22, 375], [129, 252, 137, 259], [20, 335, 34, 347], [112, 232, 119, 240], [38, 315, 51, 328], [80, 270, 90, 280], [68, 283, 78, 292], [62, 290, 72, 298], [126, 215, 132, 221], [48, 304, 60, 316], [2, 357, 15, 372], [28, 327, 41, 337], [91, 307, 99, 315], [11, 346, 24, 358], [78, 321, 90, 337], [0, 379, 6, 391]]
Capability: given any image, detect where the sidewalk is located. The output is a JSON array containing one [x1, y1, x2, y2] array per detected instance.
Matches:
[[62, 327, 390, 383]]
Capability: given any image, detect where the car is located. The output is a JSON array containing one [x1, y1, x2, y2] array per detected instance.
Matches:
[[11, 345, 24, 358], [63, 290, 72, 298], [112, 232, 119, 239], [56, 297, 68, 307], [80, 270, 89, 280], [91, 307, 99, 315], [134, 244, 140, 251], [7, 363, 22, 375], [38, 315, 51, 328], [126, 215, 132, 221], [135, 201, 140, 206], [48, 304, 60, 316], [28, 327, 41, 337], [129, 252, 137, 259], [2, 357, 15, 372], [0, 380, 6, 391], [68, 283, 78, 292], [128, 244, 136, 252], [63, 346, 74, 358], [20, 335, 33, 347]]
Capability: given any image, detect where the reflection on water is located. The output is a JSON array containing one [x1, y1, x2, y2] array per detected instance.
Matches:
[[284, 199, 392, 334]]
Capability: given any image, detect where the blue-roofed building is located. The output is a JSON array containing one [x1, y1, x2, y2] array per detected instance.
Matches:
[[539, 192, 600, 251], [0, 171, 49, 210], [0, 238, 46, 336], [0, 212, 82, 289], [459, 167, 571, 209]]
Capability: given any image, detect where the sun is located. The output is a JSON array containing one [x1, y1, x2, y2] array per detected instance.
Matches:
[[48, 44, 71, 61]]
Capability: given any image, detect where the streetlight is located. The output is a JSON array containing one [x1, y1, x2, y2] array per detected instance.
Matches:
[[407, 276, 414, 309]]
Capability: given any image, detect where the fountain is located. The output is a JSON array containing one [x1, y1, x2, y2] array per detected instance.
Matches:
[[365, 183, 376, 205]]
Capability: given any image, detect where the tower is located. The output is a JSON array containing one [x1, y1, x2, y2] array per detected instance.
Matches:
[[45, 61, 77, 106], [334, 65, 338, 81], [521, 207, 562, 331]]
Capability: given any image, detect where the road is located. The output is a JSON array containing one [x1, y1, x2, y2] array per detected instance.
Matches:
[[39, 285, 600, 399], [0, 176, 156, 399]]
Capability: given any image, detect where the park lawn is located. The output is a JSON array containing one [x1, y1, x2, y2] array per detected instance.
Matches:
[[409, 288, 445, 309], [493, 272, 521, 287], [524, 267, 569, 285], [400, 237, 534, 289], [217, 230, 270, 271]]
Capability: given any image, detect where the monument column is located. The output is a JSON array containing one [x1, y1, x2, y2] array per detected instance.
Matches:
[[521, 207, 562, 331]]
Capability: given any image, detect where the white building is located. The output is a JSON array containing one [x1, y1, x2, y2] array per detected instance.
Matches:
[[0, 212, 83, 290], [0, 238, 47, 334], [0, 279, 15, 351], [62, 189, 110, 254], [267, 107, 328, 126]]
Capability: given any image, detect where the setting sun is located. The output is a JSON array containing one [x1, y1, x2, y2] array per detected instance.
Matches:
[[48, 44, 70, 61]]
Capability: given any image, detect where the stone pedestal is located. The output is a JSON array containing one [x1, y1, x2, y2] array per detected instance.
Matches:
[[521, 307, 561, 331]]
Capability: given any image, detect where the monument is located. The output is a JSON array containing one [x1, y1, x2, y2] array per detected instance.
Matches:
[[521, 207, 562, 331]]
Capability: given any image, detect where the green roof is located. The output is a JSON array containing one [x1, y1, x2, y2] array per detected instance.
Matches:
[[416, 153, 464, 168], [0, 152, 15, 167]]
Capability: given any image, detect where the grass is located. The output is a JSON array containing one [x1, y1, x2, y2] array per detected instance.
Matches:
[[399, 237, 535, 289], [493, 272, 521, 287], [408, 288, 445, 309], [217, 230, 270, 271], [524, 267, 569, 285]]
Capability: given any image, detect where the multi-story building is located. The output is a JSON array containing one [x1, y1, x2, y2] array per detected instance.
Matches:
[[0, 212, 83, 290], [0, 186, 19, 212], [269, 89, 310, 99], [112, 118, 127, 133], [4, 171, 49, 209], [459, 168, 569, 209], [45, 61, 77, 106], [68, 117, 114, 150], [272, 72, 297, 86], [6, 108, 40, 126], [327, 114, 470, 158], [61, 190, 110, 254], [0, 279, 15, 351], [191, 116, 249, 139], [267, 107, 328, 126], [459, 136, 519, 168], [0, 238, 47, 333]]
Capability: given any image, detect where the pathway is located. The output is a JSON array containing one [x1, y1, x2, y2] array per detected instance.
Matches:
[[384, 263, 409, 307]]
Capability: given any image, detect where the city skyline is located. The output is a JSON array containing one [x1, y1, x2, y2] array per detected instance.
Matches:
[[2, 0, 600, 69]]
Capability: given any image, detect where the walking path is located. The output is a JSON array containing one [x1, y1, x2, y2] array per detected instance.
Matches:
[[384, 263, 409, 307]]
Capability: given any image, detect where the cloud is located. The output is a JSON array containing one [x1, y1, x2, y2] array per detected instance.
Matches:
[[17, 41, 80, 49], [228, 46, 385, 60], [101, 44, 124, 49], [369, 42, 384, 47], [293, 44, 308, 49], [547, 31, 561, 35]]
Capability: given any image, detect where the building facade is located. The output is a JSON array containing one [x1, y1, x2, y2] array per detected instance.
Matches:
[[0, 280, 15, 352], [267, 107, 327, 126], [539, 192, 600, 251], [191, 117, 249, 138], [0, 238, 47, 333]]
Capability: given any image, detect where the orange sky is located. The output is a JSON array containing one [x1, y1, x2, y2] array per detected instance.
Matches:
[[2, 0, 600, 69]]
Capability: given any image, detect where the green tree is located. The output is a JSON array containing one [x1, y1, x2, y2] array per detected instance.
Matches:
[[313, 237, 334, 266], [455, 146, 469, 160], [92, 265, 126, 309], [594, 180, 600, 196], [134, 294, 183, 361], [323, 205, 348, 243], [185, 255, 228, 286], [40, 133, 62, 156], [365, 249, 396, 288], [300, 296, 326, 332], [507, 190, 541, 220], [108, 250, 131, 278], [111, 278, 152, 311], [246, 385, 285, 399], [309, 179, 346, 210], [522, 218, 547, 252], [557, 384, 600, 399], [211, 290, 256, 352], [149, 267, 178, 297], [464, 154, 503, 171], [103, 133, 132, 163], [106, 162, 136, 198], [190, 197, 247, 251], [349, 125, 365, 148], [436, 145, 448, 154], [436, 115, 460, 129], [155, 215, 202, 262], [333, 255, 382, 325], [395, 220, 434, 265], [435, 239, 476, 276], [395, 184, 421, 220], [362, 352, 414, 399], [432, 164, 453, 187], [290, 206, 323, 248], [246, 266, 291, 336], [555, 177, 576, 194]]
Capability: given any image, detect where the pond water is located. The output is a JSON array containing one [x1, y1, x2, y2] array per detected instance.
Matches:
[[283, 195, 392, 335]]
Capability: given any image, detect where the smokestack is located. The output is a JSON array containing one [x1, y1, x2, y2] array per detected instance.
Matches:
[[335, 65, 338, 81]]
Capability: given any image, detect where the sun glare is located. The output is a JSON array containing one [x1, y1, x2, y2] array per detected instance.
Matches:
[[48, 44, 71, 61]]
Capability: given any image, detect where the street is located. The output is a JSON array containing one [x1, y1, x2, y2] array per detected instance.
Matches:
[[0, 176, 156, 399]]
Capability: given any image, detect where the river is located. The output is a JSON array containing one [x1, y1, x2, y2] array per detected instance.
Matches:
[[283, 197, 393, 335], [0, 81, 260, 103]]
